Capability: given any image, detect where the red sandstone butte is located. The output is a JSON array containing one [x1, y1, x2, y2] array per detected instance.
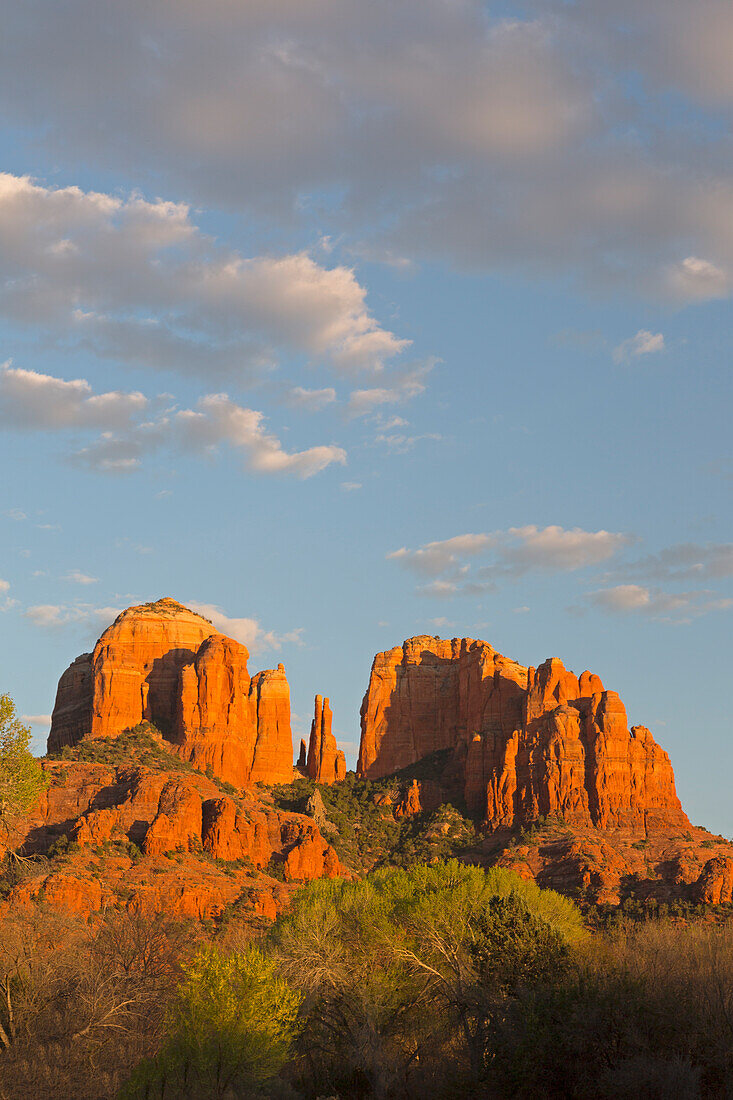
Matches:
[[358, 635, 688, 832], [306, 695, 346, 784], [48, 599, 293, 788]]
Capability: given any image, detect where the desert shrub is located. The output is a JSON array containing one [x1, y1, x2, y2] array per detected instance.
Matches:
[[487, 919, 733, 1099], [0, 907, 194, 1100]]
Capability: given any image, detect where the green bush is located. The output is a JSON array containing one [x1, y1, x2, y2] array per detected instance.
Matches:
[[120, 944, 301, 1099]]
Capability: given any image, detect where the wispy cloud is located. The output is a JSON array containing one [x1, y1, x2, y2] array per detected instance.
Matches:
[[389, 526, 629, 595], [606, 542, 733, 583], [186, 601, 304, 657], [347, 363, 433, 418], [613, 330, 665, 364], [63, 570, 98, 585], [283, 386, 337, 412], [583, 584, 733, 623], [25, 603, 122, 630]]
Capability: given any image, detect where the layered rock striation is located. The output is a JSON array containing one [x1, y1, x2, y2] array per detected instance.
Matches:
[[358, 636, 688, 833], [49, 599, 294, 788], [306, 695, 346, 784]]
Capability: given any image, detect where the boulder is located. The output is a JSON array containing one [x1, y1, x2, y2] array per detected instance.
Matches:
[[694, 856, 733, 904]]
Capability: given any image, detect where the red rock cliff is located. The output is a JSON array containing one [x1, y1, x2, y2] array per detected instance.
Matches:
[[358, 636, 688, 833], [48, 599, 294, 788]]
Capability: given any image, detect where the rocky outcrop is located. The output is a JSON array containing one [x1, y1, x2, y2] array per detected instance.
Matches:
[[694, 857, 733, 905], [49, 653, 94, 748], [249, 666, 294, 784], [48, 599, 294, 788], [306, 695, 346, 784], [358, 636, 689, 833]]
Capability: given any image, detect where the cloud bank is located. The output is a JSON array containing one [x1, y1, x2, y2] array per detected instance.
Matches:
[[3, 2, 733, 296]]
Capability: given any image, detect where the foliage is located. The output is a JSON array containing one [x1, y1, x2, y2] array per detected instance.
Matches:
[[488, 920, 733, 1099], [50, 723, 193, 772], [0, 908, 191, 1100], [270, 860, 581, 1096], [0, 694, 48, 837], [121, 944, 302, 1099]]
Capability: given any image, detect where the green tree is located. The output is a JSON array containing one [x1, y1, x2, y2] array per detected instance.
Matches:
[[121, 944, 302, 1099], [271, 860, 582, 1097], [0, 694, 47, 839]]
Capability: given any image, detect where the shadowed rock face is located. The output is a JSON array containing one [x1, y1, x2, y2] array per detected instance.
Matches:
[[358, 635, 689, 833], [48, 599, 294, 788]]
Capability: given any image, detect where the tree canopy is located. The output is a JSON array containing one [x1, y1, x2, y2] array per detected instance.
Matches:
[[0, 694, 47, 837]]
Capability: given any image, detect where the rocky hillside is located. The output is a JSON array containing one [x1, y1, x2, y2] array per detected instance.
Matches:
[[5, 726, 344, 925]]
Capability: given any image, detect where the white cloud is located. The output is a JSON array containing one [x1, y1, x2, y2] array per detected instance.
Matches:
[[63, 570, 98, 585], [613, 330, 665, 364], [6, 509, 27, 520], [389, 526, 628, 593], [585, 584, 733, 622], [2, 364, 346, 479], [0, 579, 8, 593], [499, 526, 629, 573], [388, 534, 496, 578], [340, 481, 362, 492], [186, 601, 304, 657], [174, 394, 347, 478], [0, 362, 146, 429], [22, 714, 51, 727], [0, 174, 407, 378], [283, 386, 337, 412], [667, 256, 731, 301]]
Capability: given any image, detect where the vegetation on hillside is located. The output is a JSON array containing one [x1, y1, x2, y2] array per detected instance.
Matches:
[[47, 722, 238, 797], [272, 770, 476, 871]]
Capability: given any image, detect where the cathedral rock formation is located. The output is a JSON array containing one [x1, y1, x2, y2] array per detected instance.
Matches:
[[306, 695, 346, 784], [48, 599, 294, 788], [358, 636, 689, 833]]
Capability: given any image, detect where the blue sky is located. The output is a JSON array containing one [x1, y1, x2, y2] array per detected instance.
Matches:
[[0, 0, 731, 833]]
